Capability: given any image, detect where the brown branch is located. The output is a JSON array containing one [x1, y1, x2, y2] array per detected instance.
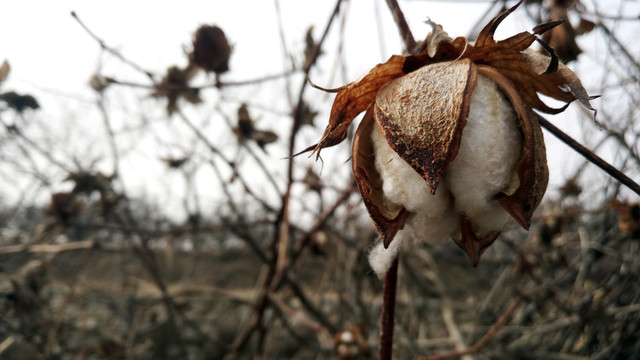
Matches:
[[423, 300, 520, 360], [71, 11, 155, 80], [291, 181, 355, 261], [105, 70, 296, 90], [44, 244, 97, 359], [385, 0, 417, 53], [380, 257, 399, 360], [536, 114, 640, 196], [227, 2, 346, 355]]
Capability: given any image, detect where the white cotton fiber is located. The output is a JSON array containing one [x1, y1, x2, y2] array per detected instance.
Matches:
[[372, 125, 452, 217], [446, 75, 522, 235], [372, 125, 458, 245], [368, 229, 407, 278]]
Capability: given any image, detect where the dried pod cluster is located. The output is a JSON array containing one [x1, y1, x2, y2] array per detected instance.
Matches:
[[153, 24, 231, 115], [304, 1, 596, 273]]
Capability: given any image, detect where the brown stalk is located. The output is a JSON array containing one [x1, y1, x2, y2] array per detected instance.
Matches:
[[536, 114, 640, 196], [225, 1, 345, 356], [385, 0, 417, 53], [380, 257, 399, 360], [375, 2, 420, 359]]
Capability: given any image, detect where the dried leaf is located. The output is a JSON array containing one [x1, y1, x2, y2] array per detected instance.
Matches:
[[462, 1, 590, 115], [303, 167, 323, 193], [233, 104, 278, 150], [0, 91, 39, 112], [307, 55, 407, 157], [610, 199, 640, 236], [296, 101, 318, 127], [541, 0, 582, 63], [65, 171, 113, 196], [161, 157, 189, 169], [424, 19, 453, 58], [475, 0, 524, 47], [574, 18, 596, 36], [0, 60, 9, 84], [522, 49, 597, 114], [402, 35, 466, 74], [352, 107, 408, 246], [252, 130, 279, 150], [50, 192, 84, 225], [374, 59, 476, 193], [152, 66, 201, 115], [236, 103, 255, 137]]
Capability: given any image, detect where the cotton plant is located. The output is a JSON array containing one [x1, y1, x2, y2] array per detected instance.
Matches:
[[302, 1, 596, 276]]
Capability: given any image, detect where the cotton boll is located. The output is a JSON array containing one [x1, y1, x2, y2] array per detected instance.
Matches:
[[446, 75, 522, 234], [368, 72, 523, 266]]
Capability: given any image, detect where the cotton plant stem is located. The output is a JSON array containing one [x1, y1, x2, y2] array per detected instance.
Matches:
[[536, 114, 640, 196], [380, 256, 399, 360], [385, 0, 417, 53]]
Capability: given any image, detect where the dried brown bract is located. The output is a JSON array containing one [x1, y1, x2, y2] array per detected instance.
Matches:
[[540, 0, 596, 63]]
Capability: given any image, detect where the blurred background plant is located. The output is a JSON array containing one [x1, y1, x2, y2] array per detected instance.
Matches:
[[0, 0, 638, 359]]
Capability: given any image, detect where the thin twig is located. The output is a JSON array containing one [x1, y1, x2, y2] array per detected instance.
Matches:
[[423, 301, 521, 360], [106, 71, 296, 90], [71, 11, 155, 80], [231, 1, 345, 355], [385, 0, 417, 53], [536, 114, 640, 196]]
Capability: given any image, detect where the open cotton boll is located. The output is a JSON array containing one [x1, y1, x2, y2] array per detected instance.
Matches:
[[446, 75, 522, 235], [368, 72, 522, 268]]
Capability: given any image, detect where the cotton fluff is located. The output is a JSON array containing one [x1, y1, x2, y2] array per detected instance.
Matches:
[[368, 74, 522, 276], [368, 228, 409, 278]]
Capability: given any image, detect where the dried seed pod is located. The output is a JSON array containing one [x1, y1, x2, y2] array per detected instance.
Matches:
[[189, 25, 231, 74]]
